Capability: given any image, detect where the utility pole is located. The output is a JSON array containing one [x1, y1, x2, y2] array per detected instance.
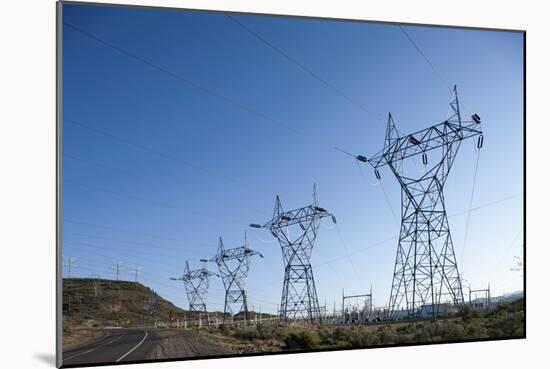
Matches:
[[488, 282, 491, 308], [90, 273, 100, 298], [133, 266, 141, 282], [250, 184, 336, 324], [355, 86, 483, 320], [64, 256, 76, 278], [342, 288, 345, 323], [211, 232, 263, 323], [113, 261, 123, 281]]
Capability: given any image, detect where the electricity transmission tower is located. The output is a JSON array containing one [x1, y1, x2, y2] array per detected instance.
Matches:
[[251, 184, 336, 324], [357, 86, 483, 320], [210, 233, 263, 322], [171, 259, 218, 312]]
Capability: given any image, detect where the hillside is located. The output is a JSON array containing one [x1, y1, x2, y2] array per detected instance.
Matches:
[[63, 278, 194, 328]]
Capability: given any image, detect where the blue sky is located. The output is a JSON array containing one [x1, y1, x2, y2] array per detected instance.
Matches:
[[62, 3, 524, 313]]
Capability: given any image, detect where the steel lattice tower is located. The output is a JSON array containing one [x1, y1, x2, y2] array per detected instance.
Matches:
[[210, 233, 263, 322], [171, 259, 218, 312], [358, 86, 483, 319], [252, 185, 336, 324]]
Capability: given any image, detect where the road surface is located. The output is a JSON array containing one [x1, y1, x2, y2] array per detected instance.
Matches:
[[62, 329, 156, 366], [62, 328, 232, 366]]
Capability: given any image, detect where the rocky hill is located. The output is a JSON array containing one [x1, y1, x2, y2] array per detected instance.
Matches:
[[63, 278, 195, 328]]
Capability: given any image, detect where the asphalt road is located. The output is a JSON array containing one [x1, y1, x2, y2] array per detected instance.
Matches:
[[62, 328, 157, 366]]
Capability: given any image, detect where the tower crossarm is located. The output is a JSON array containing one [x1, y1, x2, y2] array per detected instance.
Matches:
[[366, 121, 482, 169], [182, 268, 218, 281], [171, 266, 218, 283], [210, 246, 263, 264], [262, 205, 336, 230]]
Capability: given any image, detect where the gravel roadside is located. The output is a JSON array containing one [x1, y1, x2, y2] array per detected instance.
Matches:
[[146, 329, 233, 360]]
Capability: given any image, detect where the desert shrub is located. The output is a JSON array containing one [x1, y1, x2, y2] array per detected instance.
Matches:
[[459, 305, 481, 323], [376, 325, 397, 345], [318, 327, 336, 345], [485, 311, 524, 338], [285, 330, 320, 350], [257, 324, 286, 340], [207, 326, 219, 334], [331, 326, 351, 343], [347, 327, 381, 347], [362, 329, 382, 346], [63, 320, 72, 335], [464, 321, 488, 339], [396, 323, 418, 336], [347, 328, 363, 346], [219, 323, 232, 336], [439, 321, 466, 341], [410, 323, 432, 343], [233, 325, 259, 341]]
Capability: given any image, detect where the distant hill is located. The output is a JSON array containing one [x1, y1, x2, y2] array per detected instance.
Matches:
[[63, 278, 203, 328], [469, 290, 524, 305], [492, 290, 524, 303], [63, 278, 276, 330]]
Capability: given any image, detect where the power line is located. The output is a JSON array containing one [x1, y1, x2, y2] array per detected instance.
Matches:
[[225, 14, 377, 117], [64, 118, 248, 189], [333, 223, 360, 278], [63, 242, 246, 296], [73, 257, 278, 307], [314, 191, 520, 270], [64, 22, 301, 136], [63, 217, 277, 250], [351, 159, 399, 227], [67, 257, 293, 314], [314, 235, 398, 268], [398, 25, 475, 116], [461, 148, 481, 264], [398, 25, 450, 90], [63, 153, 271, 217], [69, 237, 304, 303], [64, 152, 181, 189], [63, 23, 360, 163], [334, 146, 358, 159], [63, 238, 204, 261], [64, 188, 519, 279], [64, 218, 186, 242], [64, 231, 209, 253], [64, 190, 520, 283], [378, 177, 399, 227], [450, 192, 521, 217], [67, 263, 229, 308], [63, 177, 249, 227], [69, 242, 310, 303]]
